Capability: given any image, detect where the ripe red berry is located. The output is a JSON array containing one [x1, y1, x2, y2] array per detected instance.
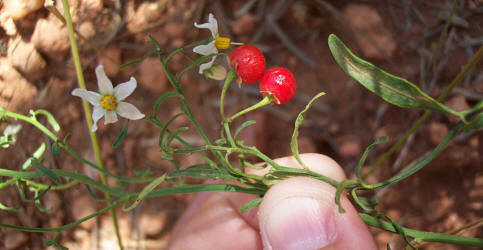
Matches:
[[229, 45, 266, 84], [260, 67, 296, 104]]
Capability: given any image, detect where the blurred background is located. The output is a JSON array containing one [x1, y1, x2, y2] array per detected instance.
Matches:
[[0, 0, 482, 249]]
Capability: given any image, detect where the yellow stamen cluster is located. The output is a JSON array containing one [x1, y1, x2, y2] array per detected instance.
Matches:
[[215, 37, 231, 50], [100, 95, 117, 110]]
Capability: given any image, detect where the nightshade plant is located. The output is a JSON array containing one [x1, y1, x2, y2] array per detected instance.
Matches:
[[1, 8, 483, 250]]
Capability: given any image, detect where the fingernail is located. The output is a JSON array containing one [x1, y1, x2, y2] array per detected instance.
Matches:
[[261, 197, 337, 250]]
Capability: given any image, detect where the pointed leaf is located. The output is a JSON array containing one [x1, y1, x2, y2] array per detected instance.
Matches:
[[123, 173, 167, 211], [113, 121, 129, 148], [328, 34, 463, 119], [234, 120, 256, 138], [31, 160, 60, 184]]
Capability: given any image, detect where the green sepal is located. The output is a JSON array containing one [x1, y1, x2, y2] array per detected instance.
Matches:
[[113, 121, 129, 148]]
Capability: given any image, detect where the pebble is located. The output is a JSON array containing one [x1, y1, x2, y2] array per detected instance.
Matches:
[[31, 18, 70, 55], [4, 231, 28, 250], [0, 12, 17, 36], [444, 95, 470, 124], [78, 21, 96, 39], [340, 139, 362, 158], [7, 36, 46, 81], [139, 212, 167, 236], [72, 194, 95, 230], [342, 4, 397, 60], [138, 57, 168, 94], [3, 0, 44, 20], [99, 46, 122, 77], [231, 13, 257, 36], [427, 122, 448, 144]]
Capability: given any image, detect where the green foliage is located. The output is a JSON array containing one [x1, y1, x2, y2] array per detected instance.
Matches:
[[328, 35, 466, 122]]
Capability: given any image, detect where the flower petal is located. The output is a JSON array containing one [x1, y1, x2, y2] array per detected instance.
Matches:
[[194, 13, 218, 38], [95, 65, 114, 95], [72, 88, 102, 106], [117, 102, 145, 120], [193, 41, 217, 56], [91, 106, 105, 132], [114, 77, 137, 101], [104, 110, 118, 124], [199, 56, 216, 74]]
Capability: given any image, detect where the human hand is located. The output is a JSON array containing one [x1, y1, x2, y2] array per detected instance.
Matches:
[[168, 153, 377, 250]]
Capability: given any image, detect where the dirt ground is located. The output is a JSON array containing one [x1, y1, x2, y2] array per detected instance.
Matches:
[[0, 0, 482, 249]]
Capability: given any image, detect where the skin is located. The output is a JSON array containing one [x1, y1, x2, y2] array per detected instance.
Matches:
[[168, 153, 377, 250]]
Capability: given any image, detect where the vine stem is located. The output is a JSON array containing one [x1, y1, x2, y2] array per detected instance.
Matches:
[[220, 69, 237, 121], [60, 1, 123, 248], [226, 95, 273, 123], [364, 43, 483, 179]]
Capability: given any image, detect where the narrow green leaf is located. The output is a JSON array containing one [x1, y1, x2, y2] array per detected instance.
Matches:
[[113, 121, 129, 148], [239, 197, 263, 213], [31, 160, 60, 184], [464, 112, 483, 132], [328, 34, 463, 119], [234, 120, 256, 138], [33, 110, 61, 132], [165, 127, 189, 148], [168, 169, 235, 180], [355, 136, 388, 180], [133, 168, 153, 178], [0, 201, 19, 211], [153, 92, 181, 117], [291, 92, 325, 170], [22, 143, 46, 170], [119, 49, 156, 69], [51, 142, 59, 158], [123, 173, 167, 211], [158, 113, 184, 147]]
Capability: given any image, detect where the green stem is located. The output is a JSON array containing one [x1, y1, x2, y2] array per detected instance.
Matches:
[[360, 213, 483, 247], [364, 43, 483, 179], [368, 122, 462, 189], [223, 123, 237, 148], [226, 95, 273, 123], [61, 1, 123, 248], [220, 69, 237, 120]]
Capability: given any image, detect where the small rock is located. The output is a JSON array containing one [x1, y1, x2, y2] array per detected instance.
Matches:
[[0, 12, 17, 36], [3, 0, 44, 20], [164, 22, 185, 40], [231, 13, 257, 36], [297, 136, 317, 153], [99, 46, 122, 77], [138, 57, 167, 94], [340, 139, 362, 158], [375, 231, 392, 248], [427, 122, 448, 144], [31, 18, 70, 55], [142, 2, 163, 22], [72, 195, 95, 230], [78, 21, 96, 39], [82, 0, 103, 13], [43, 191, 62, 215], [342, 4, 397, 59], [4, 231, 28, 250], [139, 212, 167, 236], [0, 58, 38, 110], [445, 95, 470, 124], [7, 36, 46, 81]]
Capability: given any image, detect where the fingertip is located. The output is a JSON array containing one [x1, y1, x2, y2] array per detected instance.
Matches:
[[258, 177, 377, 250]]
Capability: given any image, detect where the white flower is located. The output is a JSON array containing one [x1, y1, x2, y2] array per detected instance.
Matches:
[[193, 13, 219, 74], [71, 65, 145, 132]]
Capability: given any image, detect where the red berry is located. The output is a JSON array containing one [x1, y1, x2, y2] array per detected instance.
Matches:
[[260, 67, 296, 104], [229, 45, 266, 84]]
